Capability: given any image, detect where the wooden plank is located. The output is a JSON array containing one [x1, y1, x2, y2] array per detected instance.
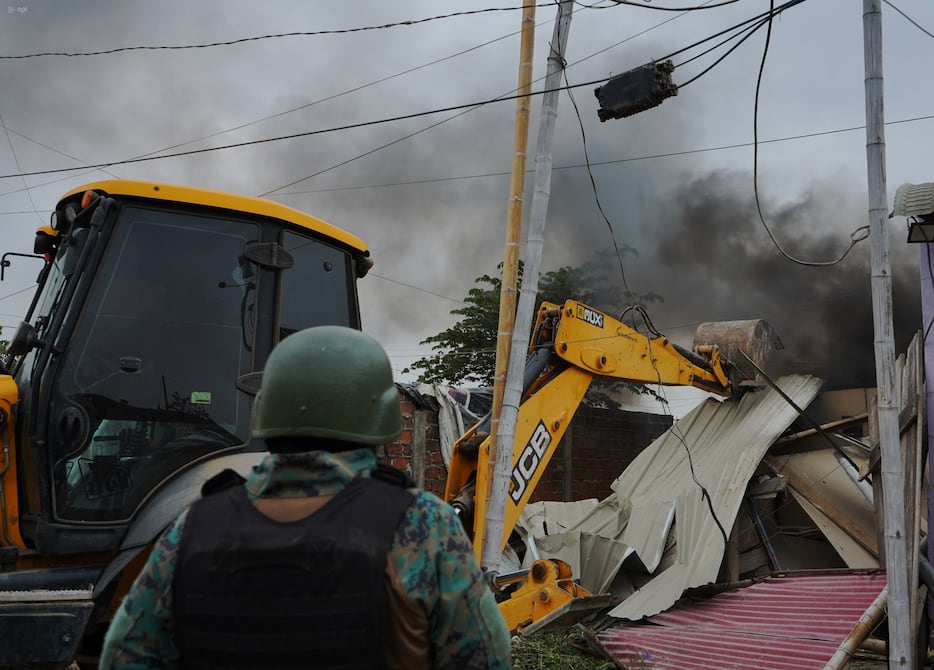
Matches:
[[764, 453, 878, 555], [773, 413, 870, 444], [901, 333, 923, 633]]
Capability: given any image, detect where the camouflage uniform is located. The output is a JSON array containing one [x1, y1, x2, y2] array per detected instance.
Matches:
[[100, 449, 512, 669]]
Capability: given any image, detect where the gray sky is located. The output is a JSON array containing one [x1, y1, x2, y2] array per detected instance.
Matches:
[[0, 0, 930, 393]]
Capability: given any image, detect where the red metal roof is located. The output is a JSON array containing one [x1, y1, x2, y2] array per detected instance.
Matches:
[[597, 571, 887, 670]]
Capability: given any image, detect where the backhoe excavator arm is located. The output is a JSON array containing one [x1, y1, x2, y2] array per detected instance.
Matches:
[[443, 300, 775, 633]]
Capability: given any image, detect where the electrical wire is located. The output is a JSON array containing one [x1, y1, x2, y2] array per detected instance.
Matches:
[[674, 12, 764, 69], [0, 4, 560, 60], [0, 77, 611, 181], [257, 0, 697, 196], [264, 112, 934, 198], [658, 0, 806, 63], [0, 11, 558, 202], [369, 272, 467, 304], [562, 67, 638, 304], [0, 0, 803, 189], [639, 335, 730, 549], [750, 0, 869, 267], [565, 0, 725, 71], [0, 7, 604, 200], [0, 285, 37, 303], [883, 0, 934, 39], [676, 15, 771, 88], [603, 0, 743, 9], [0, 110, 44, 224], [0, 0, 738, 191]]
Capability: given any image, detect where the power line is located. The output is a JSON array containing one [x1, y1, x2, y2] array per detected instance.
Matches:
[[562, 66, 638, 304], [0, 0, 790, 187], [883, 0, 934, 39], [3, 110, 932, 216], [0, 285, 37, 304], [0, 109, 44, 224], [0, 0, 765, 187], [602, 0, 742, 10], [3, 127, 122, 181], [264, 112, 934, 197], [676, 14, 772, 88], [0, 12, 545, 202], [368, 273, 466, 304], [0, 79, 610, 180], [748, 0, 867, 267], [257, 0, 765, 196], [0, 4, 559, 60]]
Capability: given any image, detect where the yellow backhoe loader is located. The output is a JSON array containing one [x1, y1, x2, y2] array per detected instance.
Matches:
[[444, 299, 777, 633], [0, 180, 373, 668]]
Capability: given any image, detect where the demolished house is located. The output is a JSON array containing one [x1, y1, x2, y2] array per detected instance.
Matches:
[[391, 331, 927, 669]]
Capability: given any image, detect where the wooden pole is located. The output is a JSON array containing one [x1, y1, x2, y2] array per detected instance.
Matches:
[[483, 0, 574, 571], [862, 1, 912, 665], [480, 0, 535, 565], [822, 586, 888, 670]]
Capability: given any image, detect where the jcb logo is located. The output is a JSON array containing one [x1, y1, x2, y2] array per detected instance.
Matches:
[[576, 306, 604, 328], [509, 421, 552, 503]]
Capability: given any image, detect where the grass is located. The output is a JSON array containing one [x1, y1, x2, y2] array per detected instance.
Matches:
[[511, 627, 621, 670]]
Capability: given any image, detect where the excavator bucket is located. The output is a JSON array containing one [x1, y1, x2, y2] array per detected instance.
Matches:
[[693, 319, 782, 389]]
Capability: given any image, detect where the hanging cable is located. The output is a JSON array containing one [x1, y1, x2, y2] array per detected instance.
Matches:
[[562, 68, 639, 304], [676, 16, 772, 88], [750, 0, 869, 267], [0, 5, 559, 59], [603, 0, 742, 9], [883, 0, 934, 39], [0, 110, 44, 224]]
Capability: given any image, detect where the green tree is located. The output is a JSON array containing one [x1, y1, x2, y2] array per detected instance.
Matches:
[[405, 271, 503, 385], [405, 253, 659, 386]]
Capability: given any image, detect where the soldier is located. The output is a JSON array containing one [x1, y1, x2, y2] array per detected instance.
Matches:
[[100, 325, 511, 669]]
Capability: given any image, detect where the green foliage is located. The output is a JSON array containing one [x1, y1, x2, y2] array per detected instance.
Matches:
[[404, 252, 663, 387], [511, 628, 621, 670], [406, 272, 503, 385]]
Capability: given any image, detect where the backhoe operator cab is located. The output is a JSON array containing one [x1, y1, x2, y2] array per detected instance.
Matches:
[[0, 181, 371, 666]]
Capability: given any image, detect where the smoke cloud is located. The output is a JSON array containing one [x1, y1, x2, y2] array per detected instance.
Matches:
[[555, 170, 922, 390]]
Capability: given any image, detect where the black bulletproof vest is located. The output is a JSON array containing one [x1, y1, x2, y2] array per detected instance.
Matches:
[[173, 467, 414, 670]]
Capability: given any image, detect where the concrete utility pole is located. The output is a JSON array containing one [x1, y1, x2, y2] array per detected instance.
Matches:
[[483, 0, 574, 571], [862, 0, 911, 666], [482, 0, 535, 566]]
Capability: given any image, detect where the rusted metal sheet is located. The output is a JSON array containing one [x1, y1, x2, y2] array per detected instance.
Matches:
[[597, 571, 887, 670]]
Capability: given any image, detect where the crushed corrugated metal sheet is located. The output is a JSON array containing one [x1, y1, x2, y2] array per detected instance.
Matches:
[[518, 374, 824, 620], [597, 571, 887, 670]]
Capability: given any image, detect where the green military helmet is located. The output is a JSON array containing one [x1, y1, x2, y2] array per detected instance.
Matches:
[[252, 325, 402, 445]]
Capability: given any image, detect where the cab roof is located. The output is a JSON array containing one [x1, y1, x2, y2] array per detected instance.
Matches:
[[59, 180, 368, 253]]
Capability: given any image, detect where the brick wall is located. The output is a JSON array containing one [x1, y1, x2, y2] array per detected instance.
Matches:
[[376, 396, 448, 498], [379, 393, 672, 503], [529, 404, 672, 503]]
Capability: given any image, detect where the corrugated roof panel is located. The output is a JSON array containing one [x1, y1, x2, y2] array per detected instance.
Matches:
[[598, 571, 887, 670], [567, 374, 824, 620], [600, 628, 839, 670]]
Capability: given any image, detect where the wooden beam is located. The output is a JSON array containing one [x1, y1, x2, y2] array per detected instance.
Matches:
[[764, 454, 878, 556]]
